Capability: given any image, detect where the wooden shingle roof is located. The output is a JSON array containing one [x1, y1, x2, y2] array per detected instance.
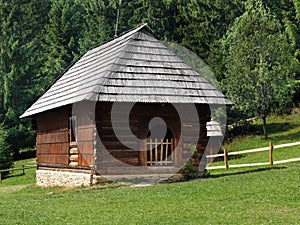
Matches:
[[21, 24, 231, 118]]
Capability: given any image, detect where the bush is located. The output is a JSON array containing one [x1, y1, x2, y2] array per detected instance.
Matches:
[[181, 158, 199, 180], [0, 125, 13, 175], [19, 147, 36, 159], [181, 146, 200, 180]]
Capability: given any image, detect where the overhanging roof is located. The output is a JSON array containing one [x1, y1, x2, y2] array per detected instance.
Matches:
[[21, 24, 231, 118]]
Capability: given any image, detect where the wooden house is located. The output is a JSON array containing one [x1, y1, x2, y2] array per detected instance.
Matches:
[[21, 25, 231, 186]]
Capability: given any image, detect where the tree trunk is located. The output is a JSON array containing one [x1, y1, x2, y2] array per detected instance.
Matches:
[[262, 115, 268, 139]]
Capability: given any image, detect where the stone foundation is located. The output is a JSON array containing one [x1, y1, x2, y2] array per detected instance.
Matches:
[[36, 169, 98, 187], [36, 168, 186, 187]]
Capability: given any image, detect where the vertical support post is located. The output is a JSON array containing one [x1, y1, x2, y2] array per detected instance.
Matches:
[[155, 138, 158, 165], [224, 149, 229, 171], [269, 142, 273, 165], [165, 139, 169, 165], [160, 139, 163, 165], [139, 139, 147, 166], [150, 140, 153, 165], [22, 165, 25, 175], [0, 171, 2, 182]]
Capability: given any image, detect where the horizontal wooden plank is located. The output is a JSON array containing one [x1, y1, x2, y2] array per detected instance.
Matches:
[[273, 142, 300, 149], [37, 131, 68, 144], [37, 143, 69, 155], [77, 141, 94, 155], [37, 154, 69, 165], [77, 128, 94, 141], [78, 154, 94, 167]]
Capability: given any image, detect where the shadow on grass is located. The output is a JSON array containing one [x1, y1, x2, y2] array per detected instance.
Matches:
[[248, 122, 300, 141], [0, 172, 27, 181], [229, 121, 299, 140], [208, 166, 287, 179]]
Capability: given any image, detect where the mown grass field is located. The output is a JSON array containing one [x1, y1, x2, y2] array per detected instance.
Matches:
[[0, 112, 299, 225], [207, 110, 300, 167]]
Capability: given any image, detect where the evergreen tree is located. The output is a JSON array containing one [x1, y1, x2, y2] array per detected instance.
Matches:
[[0, 125, 12, 173], [43, 0, 85, 81], [178, 0, 246, 61], [128, 0, 180, 41], [77, 0, 113, 52], [221, 0, 299, 138], [0, 0, 50, 157]]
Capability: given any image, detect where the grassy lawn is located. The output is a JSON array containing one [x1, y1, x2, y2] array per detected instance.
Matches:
[[224, 111, 300, 151], [0, 112, 299, 225], [207, 111, 300, 167], [0, 162, 299, 225]]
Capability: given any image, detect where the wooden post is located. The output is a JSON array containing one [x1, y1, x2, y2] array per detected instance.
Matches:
[[160, 139, 163, 165], [139, 139, 147, 166], [0, 171, 2, 182], [269, 142, 273, 165], [22, 165, 25, 175], [224, 149, 229, 171], [150, 139, 153, 165], [155, 138, 158, 165], [165, 139, 169, 165]]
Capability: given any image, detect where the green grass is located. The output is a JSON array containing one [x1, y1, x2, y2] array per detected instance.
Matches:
[[0, 112, 299, 224], [224, 111, 300, 151], [206, 111, 300, 167], [0, 163, 299, 224]]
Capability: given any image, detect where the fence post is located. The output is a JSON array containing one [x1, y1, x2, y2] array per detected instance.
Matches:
[[22, 165, 25, 175], [0, 171, 1, 182], [269, 142, 273, 165], [224, 149, 229, 171]]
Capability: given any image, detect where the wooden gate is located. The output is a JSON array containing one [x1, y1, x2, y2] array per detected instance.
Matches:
[[146, 138, 174, 166]]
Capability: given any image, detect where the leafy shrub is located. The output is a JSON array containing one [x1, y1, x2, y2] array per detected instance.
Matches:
[[19, 147, 36, 159], [181, 146, 200, 180], [181, 158, 199, 180]]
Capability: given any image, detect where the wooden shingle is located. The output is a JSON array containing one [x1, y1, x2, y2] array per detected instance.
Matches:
[[21, 24, 231, 118]]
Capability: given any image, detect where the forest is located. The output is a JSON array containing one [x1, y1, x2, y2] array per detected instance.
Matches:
[[0, 0, 299, 168]]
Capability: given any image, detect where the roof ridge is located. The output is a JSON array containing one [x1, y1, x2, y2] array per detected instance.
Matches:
[[86, 24, 150, 55], [83, 32, 141, 101]]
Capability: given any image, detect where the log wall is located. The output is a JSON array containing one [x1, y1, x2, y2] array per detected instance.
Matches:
[[35, 102, 210, 171], [95, 102, 210, 169], [75, 103, 95, 167], [36, 104, 95, 167], [36, 108, 69, 165]]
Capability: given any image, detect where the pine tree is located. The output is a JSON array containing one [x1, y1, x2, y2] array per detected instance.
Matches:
[[43, 0, 85, 81], [178, 0, 246, 61], [128, 0, 180, 41], [0, 125, 12, 173], [0, 0, 50, 157], [77, 0, 113, 52]]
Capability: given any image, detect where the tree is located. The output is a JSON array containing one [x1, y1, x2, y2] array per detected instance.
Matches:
[[0, 125, 12, 173], [0, 0, 50, 157], [221, 0, 299, 138], [128, 0, 180, 41], [177, 0, 246, 61], [263, 0, 300, 103], [77, 0, 113, 53], [43, 0, 85, 81]]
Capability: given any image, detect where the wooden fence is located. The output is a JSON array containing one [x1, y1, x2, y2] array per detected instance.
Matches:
[[0, 165, 36, 182], [146, 138, 174, 166], [206, 141, 300, 170]]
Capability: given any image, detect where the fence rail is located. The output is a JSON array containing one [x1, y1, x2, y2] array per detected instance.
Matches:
[[206, 141, 300, 170], [0, 165, 36, 182]]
